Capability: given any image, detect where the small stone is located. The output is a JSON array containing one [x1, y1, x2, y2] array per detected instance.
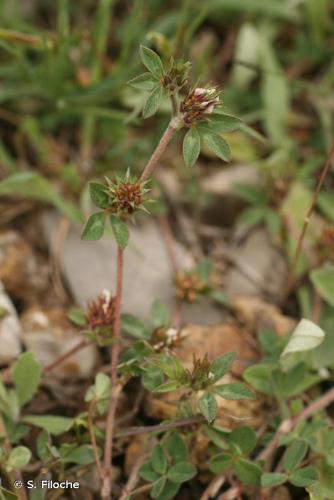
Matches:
[[0, 230, 48, 300], [224, 228, 288, 300], [0, 281, 22, 363], [21, 307, 97, 378], [232, 296, 296, 337], [42, 212, 224, 325]]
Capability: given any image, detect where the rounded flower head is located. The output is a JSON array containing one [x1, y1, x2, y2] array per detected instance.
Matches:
[[180, 86, 221, 127], [174, 270, 206, 303], [161, 59, 191, 92], [105, 170, 149, 218], [86, 290, 115, 330]]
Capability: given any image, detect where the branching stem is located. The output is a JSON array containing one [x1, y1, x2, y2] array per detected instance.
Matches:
[[140, 121, 178, 182]]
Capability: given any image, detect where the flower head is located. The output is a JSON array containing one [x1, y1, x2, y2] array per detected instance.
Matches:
[[184, 354, 213, 391], [180, 86, 221, 126], [105, 170, 149, 218], [174, 270, 207, 303], [161, 59, 191, 92], [86, 290, 115, 330]]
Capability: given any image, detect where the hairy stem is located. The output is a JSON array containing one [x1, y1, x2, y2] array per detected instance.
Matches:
[[101, 246, 124, 499], [284, 142, 334, 296], [140, 121, 178, 182]]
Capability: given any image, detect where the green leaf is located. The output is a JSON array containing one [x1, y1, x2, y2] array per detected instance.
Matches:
[[208, 113, 242, 132], [12, 352, 42, 407], [260, 28, 289, 146], [240, 123, 269, 144], [155, 381, 182, 393], [209, 453, 231, 473], [195, 258, 213, 282], [60, 444, 95, 465], [310, 264, 334, 307], [198, 392, 217, 423], [318, 192, 334, 222], [209, 290, 229, 306], [23, 415, 74, 436], [0, 387, 19, 421], [280, 319, 325, 359], [85, 372, 110, 406], [283, 440, 308, 473], [140, 45, 163, 77], [211, 352, 236, 382], [89, 182, 109, 209], [151, 477, 166, 499], [129, 72, 157, 90], [261, 472, 288, 487], [234, 184, 263, 204], [95, 373, 111, 399], [110, 215, 129, 249], [81, 212, 106, 240], [243, 362, 276, 396], [155, 480, 180, 500], [232, 23, 259, 89], [0, 172, 81, 223], [203, 133, 231, 162], [143, 86, 163, 118], [67, 308, 86, 327], [290, 466, 318, 487], [265, 209, 282, 236], [122, 314, 150, 340], [151, 445, 168, 475], [167, 462, 197, 483], [238, 206, 266, 226], [228, 426, 257, 455], [7, 446, 31, 470], [0, 486, 17, 499], [142, 366, 164, 391], [213, 383, 254, 400], [139, 461, 160, 482], [150, 301, 170, 328], [235, 459, 261, 486], [165, 433, 187, 462], [273, 363, 309, 398], [183, 128, 201, 167], [36, 430, 50, 461]]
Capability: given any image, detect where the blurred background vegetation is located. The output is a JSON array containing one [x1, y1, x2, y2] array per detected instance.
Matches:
[[0, 0, 333, 220]]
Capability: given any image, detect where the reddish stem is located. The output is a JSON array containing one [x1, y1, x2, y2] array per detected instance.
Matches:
[[139, 122, 177, 182], [101, 246, 124, 499]]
